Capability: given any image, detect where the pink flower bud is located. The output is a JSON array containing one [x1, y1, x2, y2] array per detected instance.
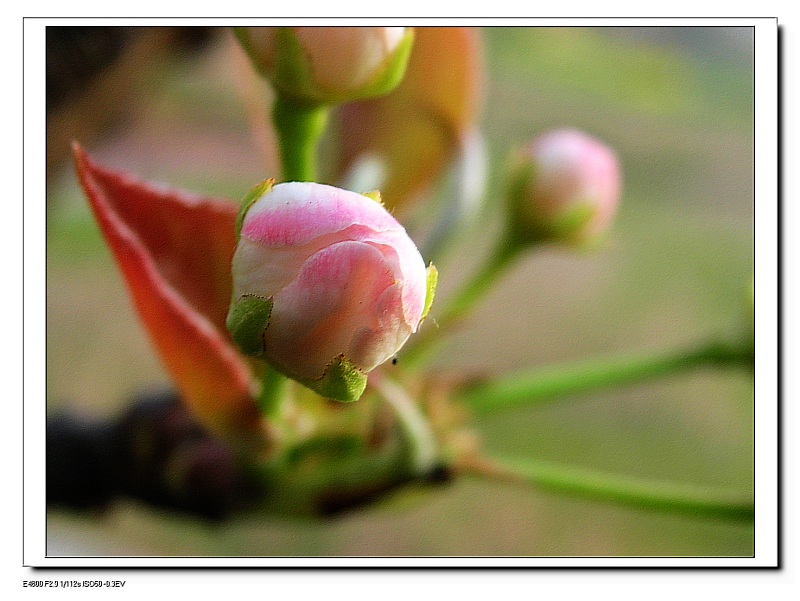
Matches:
[[236, 27, 414, 105], [227, 182, 435, 402], [508, 129, 621, 246]]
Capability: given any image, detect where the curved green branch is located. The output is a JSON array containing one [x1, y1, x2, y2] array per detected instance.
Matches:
[[460, 340, 754, 414], [485, 454, 754, 521]]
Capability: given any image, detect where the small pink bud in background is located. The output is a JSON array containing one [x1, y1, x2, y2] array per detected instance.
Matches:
[[508, 128, 621, 246], [227, 182, 436, 402], [235, 27, 415, 105]]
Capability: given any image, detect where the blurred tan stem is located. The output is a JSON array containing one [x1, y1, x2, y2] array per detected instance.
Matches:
[[369, 373, 439, 476]]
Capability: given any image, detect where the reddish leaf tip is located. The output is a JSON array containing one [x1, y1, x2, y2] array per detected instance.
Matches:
[[73, 148, 264, 445]]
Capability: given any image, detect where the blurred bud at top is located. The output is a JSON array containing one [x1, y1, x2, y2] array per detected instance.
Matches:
[[335, 27, 483, 216], [507, 129, 621, 247], [235, 26, 414, 105]]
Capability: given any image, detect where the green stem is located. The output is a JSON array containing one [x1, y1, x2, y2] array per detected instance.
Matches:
[[272, 96, 329, 182], [257, 363, 290, 418], [403, 237, 520, 368], [486, 454, 754, 521], [370, 374, 438, 476], [460, 340, 754, 413]]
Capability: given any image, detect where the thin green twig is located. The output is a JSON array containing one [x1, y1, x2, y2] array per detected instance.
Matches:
[[476, 455, 754, 521], [460, 340, 754, 414]]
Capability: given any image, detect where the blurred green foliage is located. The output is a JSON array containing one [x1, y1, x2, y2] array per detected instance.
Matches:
[[486, 27, 753, 128]]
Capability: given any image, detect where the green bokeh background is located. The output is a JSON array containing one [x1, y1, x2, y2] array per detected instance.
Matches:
[[46, 26, 754, 557]]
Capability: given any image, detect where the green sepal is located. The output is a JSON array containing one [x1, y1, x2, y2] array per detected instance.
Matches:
[[505, 158, 539, 247], [548, 202, 596, 243], [421, 263, 438, 322], [233, 27, 318, 103], [270, 27, 324, 106], [351, 27, 415, 102], [226, 294, 273, 357], [304, 355, 368, 403], [506, 156, 595, 247], [236, 179, 274, 241], [361, 190, 383, 205]]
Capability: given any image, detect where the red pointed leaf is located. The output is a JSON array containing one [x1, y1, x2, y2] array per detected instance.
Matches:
[[73, 144, 262, 442]]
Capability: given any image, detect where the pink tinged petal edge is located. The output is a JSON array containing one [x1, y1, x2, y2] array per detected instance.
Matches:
[[531, 129, 621, 235], [264, 241, 401, 380], [232, 223, 396, 300], [72, 144, 262, 442], [241, 182, 404, 247], [360, 233, 427, 329], [585, 146, 621, 236], [348, 282, 411, 371], [231, 237, 310, 300]]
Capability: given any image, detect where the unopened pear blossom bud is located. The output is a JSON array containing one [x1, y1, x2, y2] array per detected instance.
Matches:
[[235, 26, 414, 105], [507, 129, 621, 246], [227, 181, 436, 402]]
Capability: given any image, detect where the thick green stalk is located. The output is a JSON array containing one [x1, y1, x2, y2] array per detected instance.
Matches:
[[460, 340, 754, 413], [272, 96, 329, 182], [486, 454, 754, 521]]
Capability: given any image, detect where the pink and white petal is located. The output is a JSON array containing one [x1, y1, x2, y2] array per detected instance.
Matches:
[[294, 26, 407, 94], [264, 241, 397, 380], [359, 231, 428, 328], [348, 282, 413, 371], [231, 237, 309, 299], [241, 182, 403, 247]]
